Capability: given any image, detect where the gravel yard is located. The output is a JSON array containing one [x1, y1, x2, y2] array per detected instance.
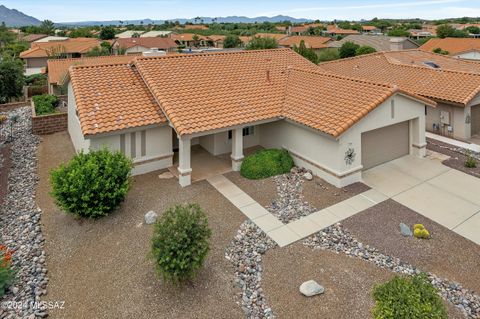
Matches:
[[37, 132, 246, 319], [224, 172, 278, 208], [427, 138, 480, 178]]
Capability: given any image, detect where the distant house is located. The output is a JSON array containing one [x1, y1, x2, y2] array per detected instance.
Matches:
[[278, 36, 332, 52], [171, 33, 211, 48], [362, 25, 381, 34], [22, 34, 48, 46], [254, 33, 288, 42], [47, 55, 138, 95], [207, 35, 226, 48], [420, 37, 480, 60], [112, 37, 178, 54], [19, 38, 101, 75], [408, 29, 434, 39], [328, 35, 419, 52], [34, 36, 69, 43], [140, 31, 173, 37], [115, 30, 146, 38], [319, 49, 480, 141], [325, 25, 360, 36], [288, 26, 310, 35]]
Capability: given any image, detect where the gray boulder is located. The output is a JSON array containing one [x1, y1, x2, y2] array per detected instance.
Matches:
[[400, 223, 413, 237], [303, 172, 313, 181], [300, 280, 325, 297], [145, 211, 158, 225]]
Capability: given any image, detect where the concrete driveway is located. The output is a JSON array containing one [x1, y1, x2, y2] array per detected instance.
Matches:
[[362, 152, 480, 245]]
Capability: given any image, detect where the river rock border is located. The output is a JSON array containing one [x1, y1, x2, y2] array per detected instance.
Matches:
[[0, 107, 48, 319]]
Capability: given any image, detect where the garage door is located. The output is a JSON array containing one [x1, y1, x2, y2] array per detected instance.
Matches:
[[472, 105, 480, 136], [361, 121, 409, 170]]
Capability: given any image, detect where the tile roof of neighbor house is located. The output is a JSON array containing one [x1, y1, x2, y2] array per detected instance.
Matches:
[[207, 35, 226, 42], [362, 25, 378, 31], [326, 25, 360, 35], [47, 55, 139, 86], [278, 36, 331, 49], [170, 33, 209, 42], [328, 35, 419, 51], [290, 26, 309, 33], [69, 49, 434, 137], [22, 34, 48, 42], [19, 38, 101, 58], [114, 37, 178, 50], [69, 63, 167, 135], [318, 50, 480, 106], [254, 33, 288, 41], [115, 30, 146, 38], [420, 37, 480, 55], [140, 31, 173, 37]]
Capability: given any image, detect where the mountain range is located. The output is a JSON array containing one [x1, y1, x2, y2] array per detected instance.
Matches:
[[0, 5, 41, 26]]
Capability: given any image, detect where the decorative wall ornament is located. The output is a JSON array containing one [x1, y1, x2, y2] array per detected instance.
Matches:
[[345, 147, 356, 166]]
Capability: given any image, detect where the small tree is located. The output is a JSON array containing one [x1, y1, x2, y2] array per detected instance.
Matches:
[[292, 40, 319, 64], [465, 26, 480, 35], [151, 204, 211, 284], [433, 47, 449, 55], [50, 149, 132, 218], [223, 34, 242, 48], [436, 24, 456, 38], [40, 20, 55, 35], [245, 37, 278, 50], [355, 45, 376, 56], [99, 26, 116, 40], [317, 48, 340, 62], [339, 41, 360, 58], [0, 58, 25, 104], [387, 29, 410, 37]]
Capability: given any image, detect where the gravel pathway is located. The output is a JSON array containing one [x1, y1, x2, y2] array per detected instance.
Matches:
[[0, 107, 47, 319]]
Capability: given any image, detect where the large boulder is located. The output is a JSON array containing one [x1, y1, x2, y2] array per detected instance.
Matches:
[[299, 280, 325, 297]]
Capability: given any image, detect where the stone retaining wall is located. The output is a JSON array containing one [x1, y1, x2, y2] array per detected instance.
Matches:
[[31, 100, 68, 135]]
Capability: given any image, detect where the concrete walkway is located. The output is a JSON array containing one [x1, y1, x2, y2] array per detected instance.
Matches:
[[363, 153, 480, 245], [426, 132, 480, 153], [207, 175, 388, 247]]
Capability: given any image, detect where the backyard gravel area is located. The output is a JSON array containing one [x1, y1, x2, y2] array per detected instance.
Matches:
[[0, 144, 11, 207], [427, 138, 480, 178], [37, 132, 246, 319], [262, 241, 465, 319], [342, 199, 480, 294]]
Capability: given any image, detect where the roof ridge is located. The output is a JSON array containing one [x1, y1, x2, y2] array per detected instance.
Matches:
[[135, 48, 293, 61], [387, 57, 480, 76], [48, 54, 134, 63], [70, 62, 131, 71]]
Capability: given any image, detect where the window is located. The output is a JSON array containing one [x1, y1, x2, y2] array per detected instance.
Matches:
[[228, 126, 255, 140]]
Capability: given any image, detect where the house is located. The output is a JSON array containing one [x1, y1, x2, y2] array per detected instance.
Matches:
[[319, 50, 480, 141], [408, 29, 433, 39], [362, 25, 381, 34], [288, 26, 310, 35], [22, 34, 48, 45], [207, 35, 226, 48], [420, 38, 480, 60], [325, 25, 360, 36], [47, 55, 138, 95], [115, 30, 146, 38], [34, 36, 69, 43], [328, 35, 419, 52], [19, 38, 101, 75], [171, 33, 211, 48], [140, 31, 173, 37], [66, 49, 432, 187], [254, 33, 288, 42], [278, 36, 332, 52], [112, 37, 178, 54]]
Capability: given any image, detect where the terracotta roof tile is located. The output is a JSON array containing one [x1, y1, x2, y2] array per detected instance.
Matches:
[[319, 50, 480, 106], [420, 37, 480, 55], [278, 36, 331, 49], [113, 37, 177, 50], [48, 55, 139, 86], [20, 38, 101, 58], [70, 63, 166, 135]]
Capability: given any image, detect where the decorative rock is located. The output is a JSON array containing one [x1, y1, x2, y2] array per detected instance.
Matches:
[[158, 171, 174, 179], [300, 280, 325, 297], [399, 223, 413, 237], [303, 172, 313, 181], [144, 211, 158, 224]]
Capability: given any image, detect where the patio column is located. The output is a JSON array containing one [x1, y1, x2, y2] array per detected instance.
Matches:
[[231, 128, 244, 171], [411, 116, 426, 158], [178, 136, 192, 187]]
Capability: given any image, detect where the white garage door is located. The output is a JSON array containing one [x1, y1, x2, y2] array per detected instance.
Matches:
[[361, 121, 409, 170]]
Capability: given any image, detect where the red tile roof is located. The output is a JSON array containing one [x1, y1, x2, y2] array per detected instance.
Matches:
[[20, 38, 101, 58], [420, 37, 480, 55], [113, 37, 177, 50], [279, 36, 331, 49]]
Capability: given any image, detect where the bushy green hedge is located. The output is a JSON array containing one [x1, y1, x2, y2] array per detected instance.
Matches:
[[151, 204, 211, 284], [372, 273, 447, 319], [33, 94, 59, 115], [240, 149, 294, 179], [50, 149, 132, 218]]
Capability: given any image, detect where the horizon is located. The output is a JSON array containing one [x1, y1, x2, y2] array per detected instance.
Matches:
[[2, 0, 480, 23]]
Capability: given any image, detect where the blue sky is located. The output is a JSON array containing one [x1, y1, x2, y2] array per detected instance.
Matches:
[[3, 0, 480, 22]]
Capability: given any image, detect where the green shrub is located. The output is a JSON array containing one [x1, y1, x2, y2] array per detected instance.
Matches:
[[356, 45, 376, 56], [25, 73, 47, 86], [0, 245, 15, 297], [240, 149, 294, 179], [33, 94, 58, 115], [372, 273, 447, 319], [151, 204, 211, 284], [465, 151, 477, 168], [50, 149, 132, 218]]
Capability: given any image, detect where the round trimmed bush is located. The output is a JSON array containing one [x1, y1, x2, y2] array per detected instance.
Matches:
[[372, 273, 447, 319], [151, 204, 211, 284], [240, 149, 294, 179], [50, 149, 132, 218]]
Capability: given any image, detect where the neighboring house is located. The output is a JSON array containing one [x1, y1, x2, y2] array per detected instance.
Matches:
[[112, 37, 178, 54], [208, 35, 226, 48], [47, 55, 137, 95], [362, 25, 381, 34], [22, 34, 48, 46], [408, 29, 433, 39], [278, 36, 332, 52], [34, 36, 69, 43], [420, 38, 480, 60], [67, 49, 432, 187], [319, 49, 480, 141], [254, 33, 289, 42], [140, 31, 173, 37], [171, 33, 211, 48], [328, 35, 419, 52], [19, 38, 101, 75], [325, 25, 360, 36], [115, 30, 146, 38], [288, 26, 310, 35]]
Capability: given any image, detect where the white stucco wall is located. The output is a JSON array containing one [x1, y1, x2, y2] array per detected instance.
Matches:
[[199, 126, 261, 156], [67, 81, 91, 152], [426, 102, 470, 140]]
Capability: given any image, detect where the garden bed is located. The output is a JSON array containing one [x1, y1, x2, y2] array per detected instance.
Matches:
[[37, 132, 246, 318], [426, 138, 480, 178], [31, 96, 67, 135]]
